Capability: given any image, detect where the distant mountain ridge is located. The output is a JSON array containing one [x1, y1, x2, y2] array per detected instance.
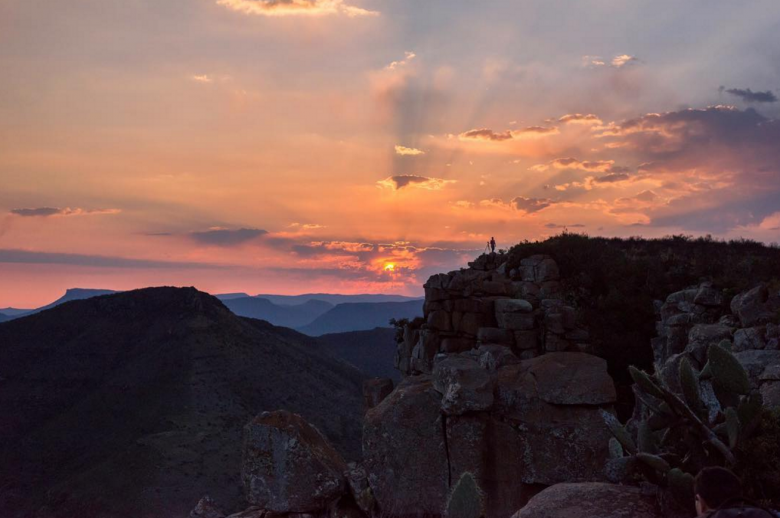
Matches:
[[252, 293, 423, 305], [221, 297, 333, 328], [2, 290, 425, 336], [298, 300, 423, 336], [0, 287, 365, 518], [1, 288, 116, 320]]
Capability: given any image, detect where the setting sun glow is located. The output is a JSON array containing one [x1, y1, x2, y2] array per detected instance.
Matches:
[[384, 263, 396, 272]]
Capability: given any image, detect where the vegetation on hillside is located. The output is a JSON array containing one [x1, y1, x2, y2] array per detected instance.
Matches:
[[507, 233, 780, 408]]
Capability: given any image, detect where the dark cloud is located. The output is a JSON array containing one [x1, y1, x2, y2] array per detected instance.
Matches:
[[11, 207, 61, 217], [594, 172, 631, 183], [724, 87, 777, 103], [544, 223, 586, 229], [603, 106, 780, 231], [189, 228, 268, 246], [0, 249, 223, 269], [10, 207, 120, 217], [511, 197, 554, 213], [459, 128, 513, 141]]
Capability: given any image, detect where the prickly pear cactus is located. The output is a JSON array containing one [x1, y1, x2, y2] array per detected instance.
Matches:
[[602, 341, 764, 507]]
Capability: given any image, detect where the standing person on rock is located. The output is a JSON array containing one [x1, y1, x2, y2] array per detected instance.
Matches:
[[694, 467, 777, 517], [490, 237, 496, 254]]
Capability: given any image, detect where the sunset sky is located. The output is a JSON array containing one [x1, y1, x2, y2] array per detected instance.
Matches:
[[1, 0, 780, 308]]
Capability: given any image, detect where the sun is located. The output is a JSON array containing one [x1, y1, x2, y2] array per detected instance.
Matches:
[[383, 263, 396, 272]]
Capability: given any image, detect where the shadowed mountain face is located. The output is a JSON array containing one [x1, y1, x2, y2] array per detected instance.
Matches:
[[298, 300, 423, 336], [0, 287, 365, 518], [221, 297, 333, 328], [315, 327, 400, 382]]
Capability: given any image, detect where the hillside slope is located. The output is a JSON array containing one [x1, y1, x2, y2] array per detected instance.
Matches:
[[298, 300, 423, 336], [315, 327, 400, 381], [222, 296, 333, 328], [0, 288, 365, 518]]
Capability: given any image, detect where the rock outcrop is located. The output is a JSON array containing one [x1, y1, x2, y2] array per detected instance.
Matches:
[[652, 282, 780, 408], [241, 411, 348, 514], [364, 352, 617, 517], [511, 482, 661, 518], [396, 253, 590, 376]]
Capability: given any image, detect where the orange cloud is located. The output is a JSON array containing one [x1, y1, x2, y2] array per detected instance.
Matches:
[[459, 126, 558, 142], [377, 175, 455, 191], [216, 0, 378, 17], [394, 145, 425, 156], [531, 157, 615, 172]]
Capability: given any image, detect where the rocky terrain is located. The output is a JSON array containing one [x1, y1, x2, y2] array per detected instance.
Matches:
[[4, 236, 780, 518], [0, 288, 366, 518], [188, 238, 780, 518]]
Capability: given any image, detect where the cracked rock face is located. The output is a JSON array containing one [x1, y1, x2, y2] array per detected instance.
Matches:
[[363, 352, 617, 518], [241, 411, 347, 514]]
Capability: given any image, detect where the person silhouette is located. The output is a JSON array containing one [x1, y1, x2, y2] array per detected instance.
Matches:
[[490, 237, 496, 253]]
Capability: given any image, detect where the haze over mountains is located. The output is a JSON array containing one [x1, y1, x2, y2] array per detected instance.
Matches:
[[2, 290, 423, 335], [0, 288, 369, 518]]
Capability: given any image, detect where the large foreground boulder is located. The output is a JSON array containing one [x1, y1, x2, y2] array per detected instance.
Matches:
[[241, 411, 347, 513], [511, 482, 661, 518], [363, 352, 617, 517]]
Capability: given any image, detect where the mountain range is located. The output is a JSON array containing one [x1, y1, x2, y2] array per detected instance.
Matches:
[[298, 300, 423, 336], [3, 290, 424, 335], [0, 287, 367, 518]]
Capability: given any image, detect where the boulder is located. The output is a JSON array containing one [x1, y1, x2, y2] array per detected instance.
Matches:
[[523, 353, 616, 406], [477, 344, 521, 371], [514, 330, 539, 350], [241, 411, 347, 513], [190, 496, 226, 518], [495, 298, 534, 314], [735, 350, 780, 385], [694, 285, 724, 307], [477, 327, 514, 346], [731, 284, 772, 327], [497, 312, 536, 331], [511, 482, 661, 518], [433, 356, 495, 414], [427, 310, 451, 332], [685, 324, 734, 364], [441, 337, 477, 354], [761, 382, 780, 409], [520, 255, 560, 283], [495, 354, 615, 485], [363, 376, 449, 517], [363, 378, 394, 410], [733, 327, 767, 352], [345, 463, 375, 515]]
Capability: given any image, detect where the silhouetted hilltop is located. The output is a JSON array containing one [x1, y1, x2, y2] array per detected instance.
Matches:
[[0, 287, 365, 518], [298, 300, 423, 336]]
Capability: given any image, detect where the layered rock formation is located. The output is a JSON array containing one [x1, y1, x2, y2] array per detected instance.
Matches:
[[362, 253, 618, 517], [652, 281, 780, 408], [395, 253, 590, 377]]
